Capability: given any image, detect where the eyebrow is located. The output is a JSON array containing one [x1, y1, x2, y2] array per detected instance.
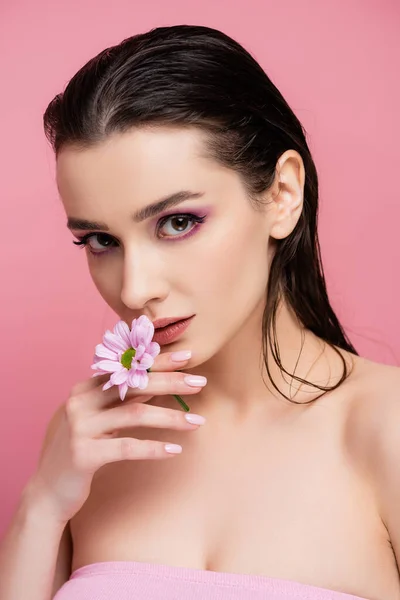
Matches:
[[66, 190, 205, 231]]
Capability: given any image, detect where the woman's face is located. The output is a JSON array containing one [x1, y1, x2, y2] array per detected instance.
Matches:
[[56, 126, 276, 363]]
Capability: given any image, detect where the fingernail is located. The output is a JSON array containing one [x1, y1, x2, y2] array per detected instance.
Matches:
[[185, 413, 206, 425], [164, 443, 183, 454], [184, 375, 207, 387], [171, 350, 192, 362]]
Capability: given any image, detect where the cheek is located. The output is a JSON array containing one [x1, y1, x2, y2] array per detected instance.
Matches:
[[194, 225, 269, 343], [88, 260, 122, 307], [197, 221, 269, 295]]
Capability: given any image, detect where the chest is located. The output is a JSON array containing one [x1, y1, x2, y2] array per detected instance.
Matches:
[[70, 415, 387, 588]]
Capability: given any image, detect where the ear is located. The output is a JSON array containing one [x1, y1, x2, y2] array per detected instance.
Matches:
[[268, 150, 305, 240]]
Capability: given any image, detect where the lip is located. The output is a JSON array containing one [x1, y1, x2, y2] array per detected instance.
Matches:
[[152, 315, 195, 346], [152, 315, 194, 330]]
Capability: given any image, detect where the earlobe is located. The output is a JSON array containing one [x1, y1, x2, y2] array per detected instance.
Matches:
[[269, 191, 303, 240]]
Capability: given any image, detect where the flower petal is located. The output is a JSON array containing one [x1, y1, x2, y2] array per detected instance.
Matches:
[[113, 320, 132, 347], [129, 324, 138, 348], [91, 369, 110, 376], [134, 344, 146, 361], [128, 359, 138, 373], [102, 379, 114, 391], [92, 359, 124, 373], [138, 353, 153, 369], [131, 315, 154, 348], [141, 316, 155, 346], [147, 341, 161, 358], [103, 330, 128, 353], [119, 381, 129, 401], [110, 369, 129, 385], [127, 370, 140, 387], [94, 343, 118, 360], [137, 371, 149, 390]]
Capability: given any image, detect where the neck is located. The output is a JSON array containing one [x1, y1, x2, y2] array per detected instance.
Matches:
[[187, 298, 353, 422]]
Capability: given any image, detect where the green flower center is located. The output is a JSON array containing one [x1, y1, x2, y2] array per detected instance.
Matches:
[[121, 347, 136, 370]]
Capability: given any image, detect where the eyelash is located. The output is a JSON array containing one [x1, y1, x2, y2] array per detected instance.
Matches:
[[72, 213, 207, 257]]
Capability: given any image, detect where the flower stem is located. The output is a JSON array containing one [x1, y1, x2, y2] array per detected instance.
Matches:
[[174, 394, 190, 412]]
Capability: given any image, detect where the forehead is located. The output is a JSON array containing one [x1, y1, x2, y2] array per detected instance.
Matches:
[[56, 126, 218, 200]]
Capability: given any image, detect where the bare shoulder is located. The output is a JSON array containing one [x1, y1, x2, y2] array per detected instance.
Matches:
[[344, 354, 400, 558], [343, 355, 400, 461], [345, 355, 400, 445]]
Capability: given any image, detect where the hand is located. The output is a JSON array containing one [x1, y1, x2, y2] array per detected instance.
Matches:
[[25, 350, 207, 525]]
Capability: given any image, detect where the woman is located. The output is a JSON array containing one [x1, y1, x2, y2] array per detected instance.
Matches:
[[1, 24, 399, 600]]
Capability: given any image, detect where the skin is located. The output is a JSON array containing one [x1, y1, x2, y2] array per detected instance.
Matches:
[[56, 126, 400, 599]]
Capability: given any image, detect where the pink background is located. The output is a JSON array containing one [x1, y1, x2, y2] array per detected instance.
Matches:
[[0, 0, 399, 537]]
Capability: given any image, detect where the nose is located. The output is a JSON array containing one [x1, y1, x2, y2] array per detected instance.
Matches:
[[120, 246, 168, 310]]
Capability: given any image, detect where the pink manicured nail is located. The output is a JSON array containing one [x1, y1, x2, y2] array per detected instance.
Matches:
[[185, 413, 206, 425], [164, 444, 183, 454], [171, 350, 192, 362], [184, 375, 207, 387]]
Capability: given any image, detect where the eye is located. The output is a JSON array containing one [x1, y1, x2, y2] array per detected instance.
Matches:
[[72, 212, 207, 256], [156, 213, 206, 239], [72, 233, 117, 256]]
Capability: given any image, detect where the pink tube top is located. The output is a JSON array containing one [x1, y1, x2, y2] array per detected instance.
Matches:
[[52, 560, 372, 600]]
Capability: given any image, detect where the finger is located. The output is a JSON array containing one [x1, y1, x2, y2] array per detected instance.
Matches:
[[73, 349, 190, 400], [122, 371, 206, 398], [69, 376, 153, 414], [82, 370, 206, 412], [85, 387, 153, 412], [80, 350, 191, 409], [85, 437, 183, 470], [89, 350, 191, 386], [75, 372, 207, 420], [83, 401, 205, 438], [149, 349, 192, 372]]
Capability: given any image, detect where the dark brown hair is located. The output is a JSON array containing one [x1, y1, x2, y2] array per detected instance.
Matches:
[[43, 24, 357, 403]]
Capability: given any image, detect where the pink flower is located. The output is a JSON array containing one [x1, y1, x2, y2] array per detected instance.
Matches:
[[91, 315, 160, 401]]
